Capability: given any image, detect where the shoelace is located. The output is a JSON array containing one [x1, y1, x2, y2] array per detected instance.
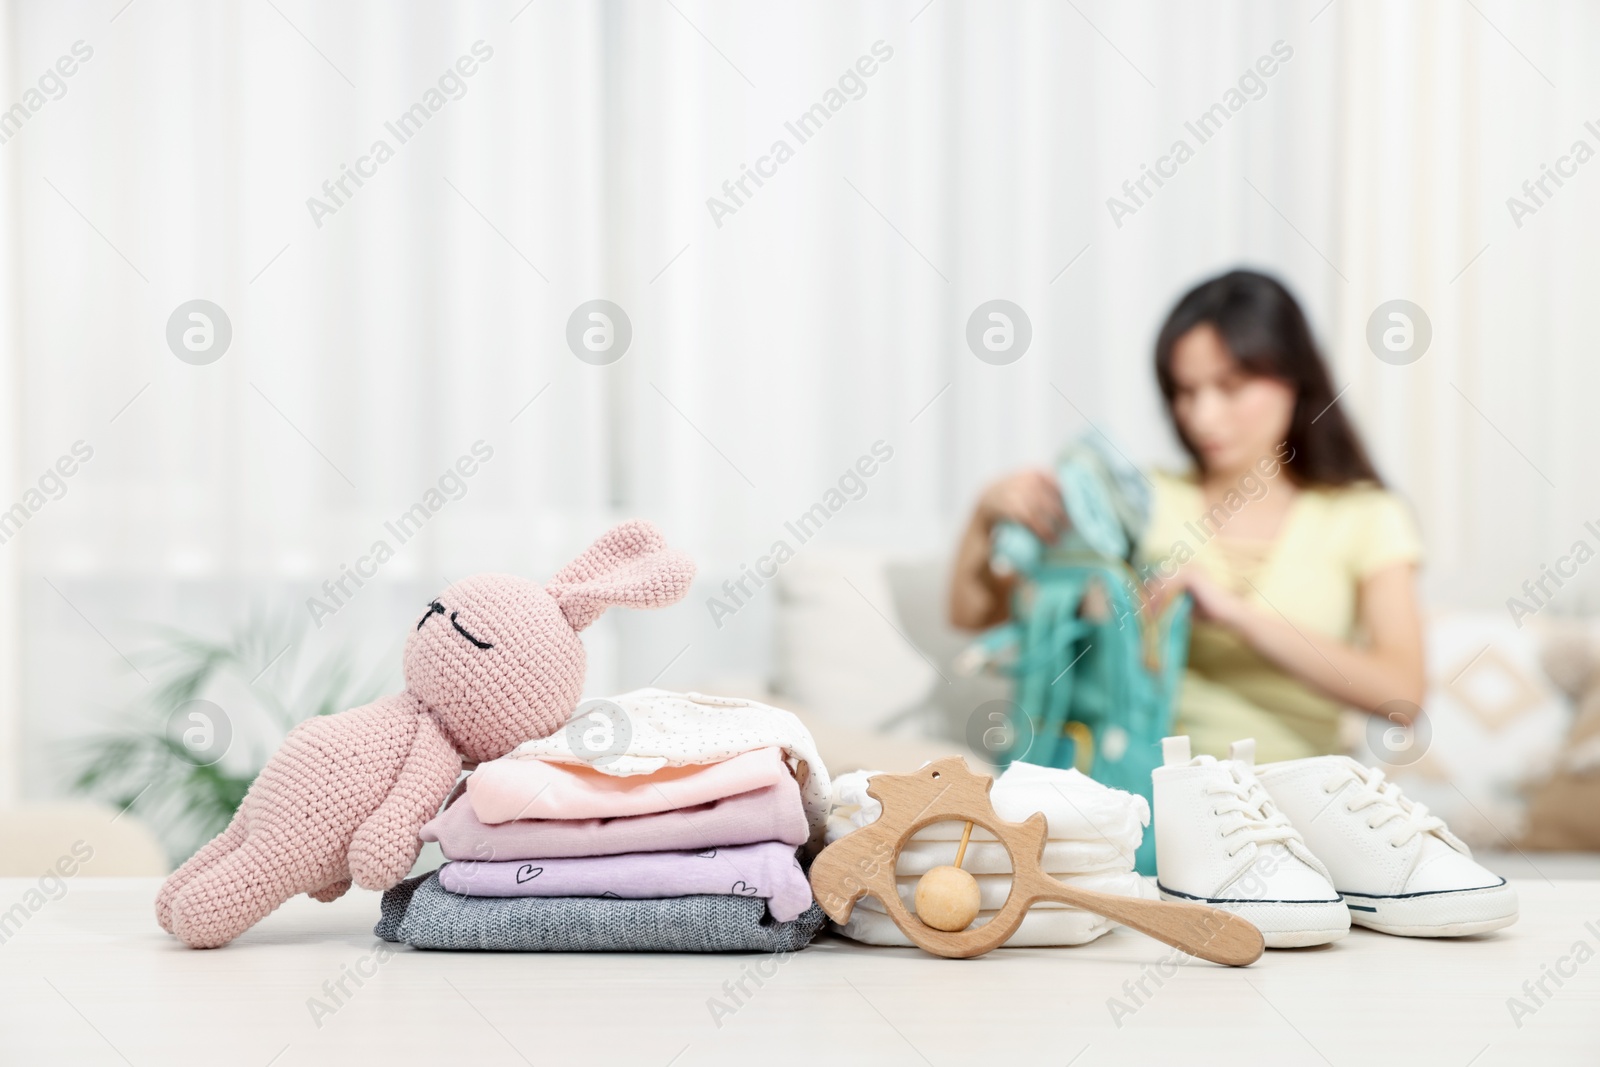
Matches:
[[1206, 764, 1304, 859], [1321, 758, 1445, 848]]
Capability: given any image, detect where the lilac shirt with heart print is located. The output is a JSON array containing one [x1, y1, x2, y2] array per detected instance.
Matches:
[[436, 841, 814, 922]]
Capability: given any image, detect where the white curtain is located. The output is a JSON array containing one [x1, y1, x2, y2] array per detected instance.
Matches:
[[1330, 0, 1599, 609], [0, 0, 1591, 801]]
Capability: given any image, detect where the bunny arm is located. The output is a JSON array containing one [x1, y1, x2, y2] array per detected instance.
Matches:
[[347, 710, 463, 890], [307, 879, 352, 903]]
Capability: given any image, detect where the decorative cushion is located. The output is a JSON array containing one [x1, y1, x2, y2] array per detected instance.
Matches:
[[1521, 619, 1600, 851], [1349, 611, 1569, 848], [770, 550, 938, 732]]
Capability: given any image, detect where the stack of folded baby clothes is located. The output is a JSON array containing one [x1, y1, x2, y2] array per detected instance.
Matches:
[[377, 689, 832, 951], [825, 761, 1155, 947]]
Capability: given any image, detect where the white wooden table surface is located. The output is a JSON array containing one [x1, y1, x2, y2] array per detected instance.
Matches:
[[1, 877, 1596, 1066]]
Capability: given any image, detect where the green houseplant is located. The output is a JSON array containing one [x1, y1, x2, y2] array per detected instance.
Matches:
[[71, 610, 393, 865]]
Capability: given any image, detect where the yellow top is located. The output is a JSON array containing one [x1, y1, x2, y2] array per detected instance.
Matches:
[[1139, 469, 1423, 762]]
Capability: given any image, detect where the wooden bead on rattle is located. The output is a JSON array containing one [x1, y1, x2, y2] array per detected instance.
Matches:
[[914, 820, 980, 932]]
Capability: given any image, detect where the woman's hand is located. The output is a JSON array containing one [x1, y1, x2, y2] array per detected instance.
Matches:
[[975, 468, 1066, 541], [948, 467, 1064, 630], [1151, 560, 1426, 715], [1148, 565, 1251, 630]]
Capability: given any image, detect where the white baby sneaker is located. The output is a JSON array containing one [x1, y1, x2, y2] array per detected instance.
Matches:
[[1153, 737, 1349, 948], [1252, 750, 1518, 937]]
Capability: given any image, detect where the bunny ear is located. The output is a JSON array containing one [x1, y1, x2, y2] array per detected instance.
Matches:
[[545, 520, 697, 631]]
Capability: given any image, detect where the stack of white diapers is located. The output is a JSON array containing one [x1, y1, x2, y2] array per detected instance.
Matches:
[[825, 761, 1156, 947]]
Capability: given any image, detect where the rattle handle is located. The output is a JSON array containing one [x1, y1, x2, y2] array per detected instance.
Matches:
[[1028, 877, 1264, 967]]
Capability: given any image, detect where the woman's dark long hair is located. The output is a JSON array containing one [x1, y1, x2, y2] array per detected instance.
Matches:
[[1154, 269, 1381, 488]]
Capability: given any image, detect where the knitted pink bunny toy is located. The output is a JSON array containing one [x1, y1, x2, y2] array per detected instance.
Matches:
[[155, 520, 694, 948]]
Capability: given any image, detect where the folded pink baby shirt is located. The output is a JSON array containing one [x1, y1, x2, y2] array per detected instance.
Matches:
[[437, 841, 815, 922], [467, 745, 789, 824], [422, 777, 809, 861]]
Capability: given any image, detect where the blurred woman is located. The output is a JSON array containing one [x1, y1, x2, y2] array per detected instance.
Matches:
[[948, 269, 1424, 763]]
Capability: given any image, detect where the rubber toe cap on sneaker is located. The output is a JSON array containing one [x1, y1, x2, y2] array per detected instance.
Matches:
[[1224, 860, 1340, 902], [1407, 839, 1502, 895]]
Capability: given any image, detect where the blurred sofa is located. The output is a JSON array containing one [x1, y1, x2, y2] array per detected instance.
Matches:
[[0, 803, 168, 877], [736, 549, 1590, 854]]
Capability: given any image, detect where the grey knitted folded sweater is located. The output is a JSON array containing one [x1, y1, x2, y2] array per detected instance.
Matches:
[[376, 871, 828, 952]]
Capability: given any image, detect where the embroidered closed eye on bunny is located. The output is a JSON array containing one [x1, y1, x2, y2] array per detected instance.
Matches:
[[155, 520, 695, 949]]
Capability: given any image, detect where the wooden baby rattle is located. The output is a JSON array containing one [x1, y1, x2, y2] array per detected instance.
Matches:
[[810, 757, 1264, 964]]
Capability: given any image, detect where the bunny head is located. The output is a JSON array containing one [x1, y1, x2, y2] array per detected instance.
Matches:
[[403, 520, 696, 762]]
